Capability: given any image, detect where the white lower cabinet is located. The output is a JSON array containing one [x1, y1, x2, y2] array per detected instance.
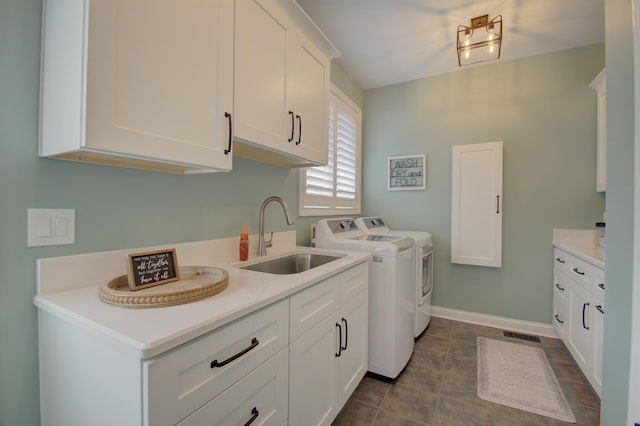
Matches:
[[37, 261, 370, 426], [145, 300, 289, 425], [552, 248, 604, 397], [289, 262, 368, 426]]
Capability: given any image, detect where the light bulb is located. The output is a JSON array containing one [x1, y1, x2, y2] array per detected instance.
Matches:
[[464, 31, 471, 59], [487, 25, 495, 54]]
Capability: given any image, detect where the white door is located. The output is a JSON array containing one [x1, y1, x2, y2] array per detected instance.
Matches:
[[87, 0, 234, 170], [335, 290, 368, 409], [451, 141, 503, 267], [234, 0, 289, 152], [288, 32, 330, 164], [289, 314, 338, 426], [568, 283, 593, 372]]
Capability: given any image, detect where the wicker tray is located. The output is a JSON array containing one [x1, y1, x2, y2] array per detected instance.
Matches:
[[99, 266, 228, 308]]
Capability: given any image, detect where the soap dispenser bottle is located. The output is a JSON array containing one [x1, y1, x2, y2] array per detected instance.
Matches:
[[239, 228, 249, 261]]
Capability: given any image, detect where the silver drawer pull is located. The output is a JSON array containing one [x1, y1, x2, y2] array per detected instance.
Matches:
[[210, 337, 259, 369]]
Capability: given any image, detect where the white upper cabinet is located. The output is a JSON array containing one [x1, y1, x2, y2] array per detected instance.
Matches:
[[39, 0, 234, 174], [233, 0, 339, 168], [451, 141, 504, 268], [589, 69, 606, 192]]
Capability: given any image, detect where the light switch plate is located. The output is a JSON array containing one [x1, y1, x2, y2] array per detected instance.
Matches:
[[28, 209, 76, 247]]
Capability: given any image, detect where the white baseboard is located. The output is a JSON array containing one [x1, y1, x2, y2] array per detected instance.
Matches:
[[432, 306, 559, 339]]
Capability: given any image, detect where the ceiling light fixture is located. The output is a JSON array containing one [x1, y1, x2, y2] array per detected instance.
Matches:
[[457, 14, 502, 66]]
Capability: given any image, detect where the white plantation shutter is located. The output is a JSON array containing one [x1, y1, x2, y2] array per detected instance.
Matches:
[[299, 85, 361, 216], [305, 103, 335, 198], [335, 109, 357, 201]]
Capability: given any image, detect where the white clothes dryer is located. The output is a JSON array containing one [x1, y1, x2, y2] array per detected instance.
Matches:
[[356, 217, 434, 338], [315, 218, 415, 380]]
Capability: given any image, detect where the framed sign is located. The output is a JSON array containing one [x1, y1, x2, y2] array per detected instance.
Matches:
[[127, 248, 180, 291], [388, 154, 426, 190]]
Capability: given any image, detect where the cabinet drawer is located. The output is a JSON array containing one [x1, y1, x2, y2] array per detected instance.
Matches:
[[144, 300, 289, 426], [290, 275, 339, 341], [554, 249, 605, 298], [289, 263, 369, 342], [177, 348, 289, 426], [553, 249, 571, 274], [592, 267, 605, 299], [552, 275, 569, 338], [567, 255, 593, 288], [337, 261, 368, 303]]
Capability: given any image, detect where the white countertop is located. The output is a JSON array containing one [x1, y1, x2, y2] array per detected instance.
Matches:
[[552, 229, 605, 269], [33, 232, 370, 359]]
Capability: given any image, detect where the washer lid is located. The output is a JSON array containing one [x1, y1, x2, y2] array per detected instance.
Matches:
[[315, 218, 414, 254]]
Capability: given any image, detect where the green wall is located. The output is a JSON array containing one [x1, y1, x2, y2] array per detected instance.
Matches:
[[600, 0, 635, 423], [0, 1, 361, 424], [362, 44, 606, 324], [2, 0, 634, 424]]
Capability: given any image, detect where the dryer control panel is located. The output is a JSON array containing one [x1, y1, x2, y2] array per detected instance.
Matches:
[[326, 218, 359, 234]]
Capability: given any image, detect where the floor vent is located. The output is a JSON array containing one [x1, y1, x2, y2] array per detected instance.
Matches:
[[503, 331, 541, 343]]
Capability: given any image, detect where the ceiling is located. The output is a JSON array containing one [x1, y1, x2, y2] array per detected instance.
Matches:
[[295, 0, 605, 90]]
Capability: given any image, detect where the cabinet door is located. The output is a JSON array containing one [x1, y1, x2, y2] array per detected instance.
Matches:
[[86, 0, 234, 170], [289, 314, 338, 426], [288, 32, 330, 165], [592, 300, 604, 396], [234, 0, 289, 152], [568, 282, 593, 371], [451, 141, 503, 267], [336, 290, 368, 409]]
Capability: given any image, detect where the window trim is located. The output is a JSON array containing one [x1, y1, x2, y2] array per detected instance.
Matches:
[[298, 84, 361, 217]]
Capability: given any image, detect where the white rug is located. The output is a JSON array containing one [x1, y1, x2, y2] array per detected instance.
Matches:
[[477, 337, 576, 423]]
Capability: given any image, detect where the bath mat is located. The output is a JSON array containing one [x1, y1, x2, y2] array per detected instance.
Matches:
[[477, 337, 576, 423]]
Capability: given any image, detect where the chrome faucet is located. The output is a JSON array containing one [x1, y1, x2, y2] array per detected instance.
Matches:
[[257, 196, 294, 256]]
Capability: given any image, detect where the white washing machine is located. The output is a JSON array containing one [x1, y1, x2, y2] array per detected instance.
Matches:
[[315, 218, 415, 380], [356, 217, 433, 338]]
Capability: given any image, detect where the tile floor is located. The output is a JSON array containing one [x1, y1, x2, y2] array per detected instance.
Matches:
[[332, 317, 601, 425]]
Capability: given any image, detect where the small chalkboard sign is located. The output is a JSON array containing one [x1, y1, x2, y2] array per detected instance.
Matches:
[[127, 249, 180, 291]]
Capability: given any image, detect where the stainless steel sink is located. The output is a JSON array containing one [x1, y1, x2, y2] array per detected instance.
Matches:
[[239, 252, 343, 274]]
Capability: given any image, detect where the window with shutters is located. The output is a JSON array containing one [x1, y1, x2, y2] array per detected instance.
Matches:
[[299, 85, 361, 216]]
